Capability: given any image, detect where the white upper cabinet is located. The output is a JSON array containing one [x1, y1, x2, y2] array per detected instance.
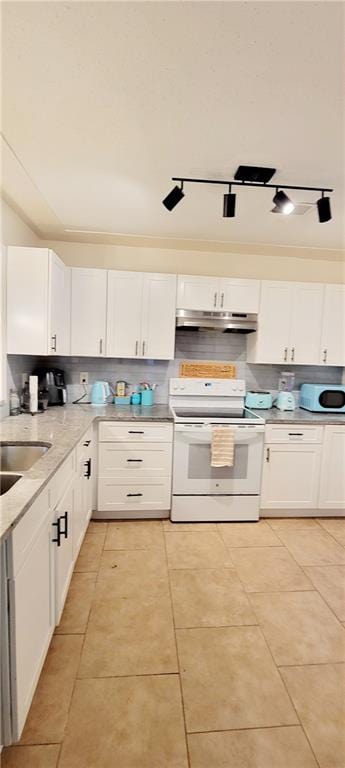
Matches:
[[141, 273, 176, 359], [219, 278, 260, 313], [177, 274, 259, 313], [107, 271, 176, 359], [247, 281, 292, 364], [177, 275, 219, 311], [247, 280, 324, 365], [7, 247, 70, 356], [49, 253, 70, 355], [289, 283, 324, 364], [320, 284, 345, 366], [106, 271, 143, 358], [70, 268, 107, 356]]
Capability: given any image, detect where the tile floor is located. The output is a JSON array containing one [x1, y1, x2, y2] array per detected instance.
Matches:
[[3, 517, 345, 768]]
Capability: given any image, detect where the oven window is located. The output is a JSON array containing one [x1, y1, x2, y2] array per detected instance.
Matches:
[[319, 390, 345, 409], [188, 443, 248, 480]]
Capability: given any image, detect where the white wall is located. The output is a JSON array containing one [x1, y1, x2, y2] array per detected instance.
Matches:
[[44, 239, 345, 284], [1, 199, 40, 247]]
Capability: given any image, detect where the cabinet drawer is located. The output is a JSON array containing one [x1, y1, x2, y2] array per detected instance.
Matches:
[[98, 442, 172, 477], [265, 425, 323, 444], [11, 489, 50, 577], [49, 451, 75, 509], [98, 421, 173, 443], [98, 478, 171, 511]]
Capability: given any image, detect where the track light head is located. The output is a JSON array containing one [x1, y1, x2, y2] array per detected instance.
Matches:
[[162, 184, 184, 211], [272, 189, 295, 215], [317, 194, 332, 223], [223, 186, 236, 218]]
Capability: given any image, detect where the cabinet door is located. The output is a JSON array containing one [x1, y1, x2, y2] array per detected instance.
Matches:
[[49, 252, 70, 355], [177, 274, 218, 311], [73, 439, 93, 558], [320, 285, 345, 366], [289, 283, 324, 365], [261, 443, 322, 509], [9, 502, 54, 739], [70, 268, 107, 356], [7, 246, 49, 355], [319, 426, 345, 508], [247, 281, 292, 363], [220, 278, 260, 313], [54, 481, 74, 624], [141, 273, 177, 359], [106, 271, 143, 358]]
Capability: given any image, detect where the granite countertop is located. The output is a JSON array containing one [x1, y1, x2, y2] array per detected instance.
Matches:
[[0, 403, 173, 542], [252, 407, 345, 425]]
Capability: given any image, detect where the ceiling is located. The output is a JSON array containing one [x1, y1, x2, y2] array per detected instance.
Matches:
[[1, 1, 344, 251]]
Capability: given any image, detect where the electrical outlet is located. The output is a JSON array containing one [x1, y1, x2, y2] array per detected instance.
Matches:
[[79, 372, 88, 386]]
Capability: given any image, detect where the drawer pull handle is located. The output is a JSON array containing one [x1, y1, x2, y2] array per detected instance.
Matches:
[[266, 447, 270, 463], [288, 432, 303, 436], [127, 458, 143, 462], [128, 430, 144, 434], [51, 333, 57, 352], [84, 458, 92, 478], [127, 492, 143, 497], [52, 518, 62, 547], [83, 439, 91, 447]]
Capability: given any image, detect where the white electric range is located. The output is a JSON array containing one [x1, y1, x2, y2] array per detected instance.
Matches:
[[169, 378, 265, 522]]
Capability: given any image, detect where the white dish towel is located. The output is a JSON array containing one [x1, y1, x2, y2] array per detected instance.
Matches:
[[211, 426, 235, 467]]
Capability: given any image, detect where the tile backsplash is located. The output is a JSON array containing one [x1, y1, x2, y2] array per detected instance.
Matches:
[[7, 331, 343, 406]]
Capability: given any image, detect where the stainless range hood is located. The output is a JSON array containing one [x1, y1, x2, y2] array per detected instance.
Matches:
[[176, 309, 257, 333]]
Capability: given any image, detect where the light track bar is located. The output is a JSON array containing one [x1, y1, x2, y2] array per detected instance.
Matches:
[[171, 177, 333, 193]]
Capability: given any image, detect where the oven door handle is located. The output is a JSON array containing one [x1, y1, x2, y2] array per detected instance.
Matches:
[[176, 428, 263, 443]]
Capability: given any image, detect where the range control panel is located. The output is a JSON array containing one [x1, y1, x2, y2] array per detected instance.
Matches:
[[169, 378, 245, 396]]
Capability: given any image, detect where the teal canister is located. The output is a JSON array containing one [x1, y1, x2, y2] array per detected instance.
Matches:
[[131, 392, 141, 405], [141, 389, 154, 406]]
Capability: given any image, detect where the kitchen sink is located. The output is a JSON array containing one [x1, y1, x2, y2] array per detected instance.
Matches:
[[0, 473, 22, 496], [0, 443, 51, 472]]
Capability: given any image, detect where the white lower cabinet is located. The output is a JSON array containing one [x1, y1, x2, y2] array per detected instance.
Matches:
[[7, 425, 93, 743], [261, 443, 322, 509], [9, 490, 54, 740], [261, 423, 345, 512], [97, 421, 173, 518], [53, 479, 75, 624], [318, 425, 345, 509], [73, 428, 93, 559]]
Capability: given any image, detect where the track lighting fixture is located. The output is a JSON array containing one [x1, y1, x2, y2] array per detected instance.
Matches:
[[162, 183, 184, 211], [162, 166, 333, 224], [223, 185, 236, 218], [272, 189, 295, 215], [317, 193, 332, 223]]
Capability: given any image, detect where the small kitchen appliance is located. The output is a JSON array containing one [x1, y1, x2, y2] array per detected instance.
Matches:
[[245, 391, 272, 409], [274, 391, 296, 411], [33, 368, 67, 406], [91, 381, 111, 406], [300, 383, 345, 412], [169, 378, 264, 522]]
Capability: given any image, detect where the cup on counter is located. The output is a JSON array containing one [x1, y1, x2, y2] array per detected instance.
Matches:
[[141, 389, 154, 406]]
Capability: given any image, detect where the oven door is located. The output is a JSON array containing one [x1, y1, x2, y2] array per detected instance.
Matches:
[[173, 423, 264, 495]]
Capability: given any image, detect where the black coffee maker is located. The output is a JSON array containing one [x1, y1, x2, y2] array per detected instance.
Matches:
[[33, 368, 67, 406]]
